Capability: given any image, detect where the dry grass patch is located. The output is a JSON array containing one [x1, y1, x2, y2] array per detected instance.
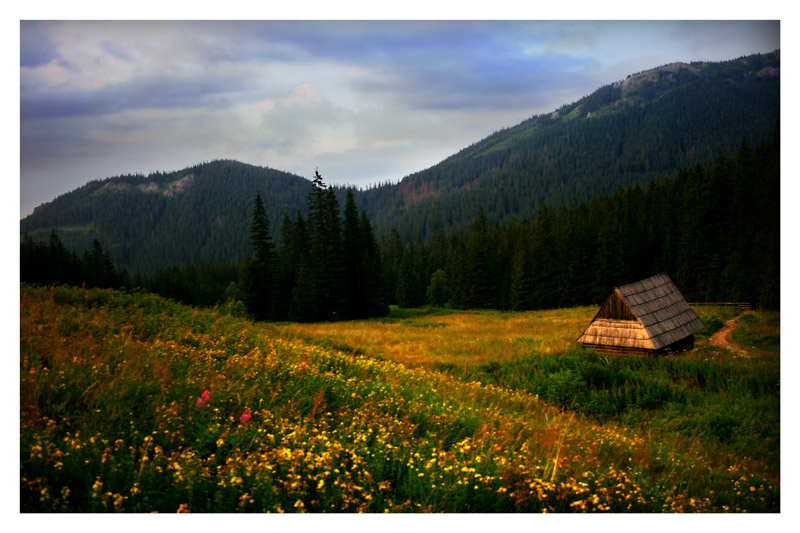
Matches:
[[279, 306, 598, 368]]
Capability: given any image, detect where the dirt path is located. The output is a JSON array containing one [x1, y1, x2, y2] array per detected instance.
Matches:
[[708, 310, 754, 356]]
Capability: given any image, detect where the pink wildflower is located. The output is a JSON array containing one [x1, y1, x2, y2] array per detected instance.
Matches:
[[240, 411, 252, 424], [197, 390, 211, 407], [194, 310, 198, 314]]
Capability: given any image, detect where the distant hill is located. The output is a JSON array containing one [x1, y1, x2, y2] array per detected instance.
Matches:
[[21, 51, 780, 273], [20, 160, 312, 273]]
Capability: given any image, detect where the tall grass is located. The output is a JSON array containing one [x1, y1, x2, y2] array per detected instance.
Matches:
[[458, 347, 779, 471], [20, 285, 778, 512]]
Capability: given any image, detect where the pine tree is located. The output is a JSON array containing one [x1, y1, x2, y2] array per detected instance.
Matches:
[[249, 192, 273, 263], [382, 229, 406, 306], [464, 206, 494, 308], [510, 222, 536, 310], [395, 253, 415, 308], [343, 189, 365, 318], [427, 269, 451, 307], [273, 213, 300, 320], [358, 211, 388, 317], [289, 171, 346, 321], [242, 192, 274, 320], [83, 238, 117, 288]]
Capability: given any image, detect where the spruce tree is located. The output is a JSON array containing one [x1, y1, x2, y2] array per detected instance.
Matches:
[[510, 223, 536, 310], [343, 189, 364, 318], [382, 229, 406, 306], [358, 211, 388, 317], [290, 171, 346, 321], [427, 269, 451, 307], [242, 192, 274, 320], [249, 192, 273, 263], [84, 238, 117, 288], [465, 206, 494, 308]]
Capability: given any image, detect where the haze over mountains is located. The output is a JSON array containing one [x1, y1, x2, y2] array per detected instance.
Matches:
[[20, 51, 780, 274]]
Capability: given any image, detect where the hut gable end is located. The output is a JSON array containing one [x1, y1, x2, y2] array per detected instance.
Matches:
[[578, 273, 704, 355], [595, 289, 637, 321]]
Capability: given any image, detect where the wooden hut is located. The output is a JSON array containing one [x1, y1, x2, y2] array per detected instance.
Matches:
[[578, 273, 704, 355]]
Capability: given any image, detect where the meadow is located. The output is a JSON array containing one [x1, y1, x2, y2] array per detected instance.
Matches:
[[20, 285, 779, 512]]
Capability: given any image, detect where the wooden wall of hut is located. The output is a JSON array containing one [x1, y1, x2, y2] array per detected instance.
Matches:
[[584, 344, 653, 357], [585, 335, 694, 357], [595, 290, 637, 321]]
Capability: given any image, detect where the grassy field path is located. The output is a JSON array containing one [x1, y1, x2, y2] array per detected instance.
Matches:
[[708, 310, 755, 355]]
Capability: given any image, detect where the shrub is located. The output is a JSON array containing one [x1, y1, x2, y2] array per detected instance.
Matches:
[[706, 411, 739, 443]]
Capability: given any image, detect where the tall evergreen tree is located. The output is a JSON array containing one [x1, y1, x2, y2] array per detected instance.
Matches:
[[395, 253, 416, 308], [290, 171, 346, 321], [427, 268, 451, 307], [510, 222, 536, 310], [249, 192, 273, 263], [464, 206, 495, 308], [343, 189, 366, 318], [83, 238, 118, 288], [358, 211, 388, 317], [382, 228, 406, 306], [242, 192, 274, 320]]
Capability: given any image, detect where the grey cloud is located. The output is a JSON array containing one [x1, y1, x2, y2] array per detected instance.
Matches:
[[352, 51, 594, 114], [20, 21, 63, 68], [21, 70, 256, 120], [101, 41, 136, 63], [669, 21, 780, 59]]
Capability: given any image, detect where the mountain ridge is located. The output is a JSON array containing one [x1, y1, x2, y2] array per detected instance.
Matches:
[[360, 50, 780, 240], [21, 50, 780, 273]]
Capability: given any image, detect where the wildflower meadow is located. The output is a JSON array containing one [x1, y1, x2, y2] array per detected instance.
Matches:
[[20, 285, 779, 512]]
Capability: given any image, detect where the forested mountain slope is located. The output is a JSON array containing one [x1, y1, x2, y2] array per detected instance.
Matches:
[[361, 50, 780, 240], [21, 51, 779, 272], [21, 161, 312, 273]]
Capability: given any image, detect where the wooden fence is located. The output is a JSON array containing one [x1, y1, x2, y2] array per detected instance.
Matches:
[[689, 302, 751, 311]]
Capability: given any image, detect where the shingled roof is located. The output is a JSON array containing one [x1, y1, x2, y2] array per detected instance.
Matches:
[[578, 273, 704, 352]]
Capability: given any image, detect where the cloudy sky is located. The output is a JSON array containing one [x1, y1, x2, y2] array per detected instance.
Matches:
[[19, 18, 780, 217]]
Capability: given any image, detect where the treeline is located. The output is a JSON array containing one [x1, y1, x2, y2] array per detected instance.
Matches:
[[132, 260, 242, 309], [22, 129, 779, 317], [20, 229, 244, 309], [21, 232, 130, 290], [383, 129, 779, 311]]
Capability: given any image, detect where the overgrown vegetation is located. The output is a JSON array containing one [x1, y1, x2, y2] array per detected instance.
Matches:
[[730, 311, 780, 354], [459, 347, 779, 469], [21, 285, 779, 512]]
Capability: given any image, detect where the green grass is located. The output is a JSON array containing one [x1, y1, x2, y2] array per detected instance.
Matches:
[[384, 305, 457, 320], [692, 305, 740, 340], [730, 311, 780, 353], [455, 346, 779, 472]]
